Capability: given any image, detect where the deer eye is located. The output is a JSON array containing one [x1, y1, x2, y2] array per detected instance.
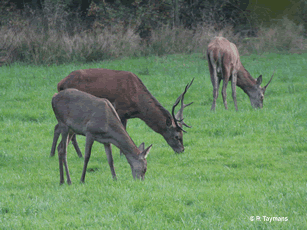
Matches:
[[175, 136, 182, 142]]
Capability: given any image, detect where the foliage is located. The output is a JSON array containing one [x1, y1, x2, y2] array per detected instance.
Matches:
[[0, 1, 306, 66], [180, 0, 246, 29], [1, 17, 306, 66], [0, 0, 270, 36], [243, 17, 306, 54]]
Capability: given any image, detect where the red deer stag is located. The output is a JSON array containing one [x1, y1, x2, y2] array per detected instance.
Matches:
[[52, 88, 152, 184], [207, 37, 274, 111], [50, 69, 193, 157]]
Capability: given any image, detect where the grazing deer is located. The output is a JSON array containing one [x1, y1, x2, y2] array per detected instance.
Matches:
[[50, 68, 194, 157], [207, 37, 274, 111], [52, 88, 152, 184]]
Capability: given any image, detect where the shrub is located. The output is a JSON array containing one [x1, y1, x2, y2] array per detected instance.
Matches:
[[0, 3, 306, 66], [244, 17, 306, 54]]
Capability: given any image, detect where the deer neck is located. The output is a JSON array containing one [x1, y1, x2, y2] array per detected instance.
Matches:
[[136, 93, 171, 135], [96, 122, 139, 158], [110, 129, 139, 155], [236, 64, 257, 96], [114, 135, 140, 168], [124, 151, 140, 169]]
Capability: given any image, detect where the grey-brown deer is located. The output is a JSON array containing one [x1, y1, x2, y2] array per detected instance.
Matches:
[[52, 88, 152, 184], [207, 37, 274, 111], [50, 68, 193, 158]]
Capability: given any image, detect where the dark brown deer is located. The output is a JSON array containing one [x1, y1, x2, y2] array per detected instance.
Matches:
[[52, 88, 152, 184], [207, 37, 274, 111], [50, 68, 193, 157]]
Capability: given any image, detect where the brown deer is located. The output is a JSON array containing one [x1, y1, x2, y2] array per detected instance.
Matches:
[[52, 88, 152, 184], [207, 37, 274, 111], [50, 68, 194, 157]]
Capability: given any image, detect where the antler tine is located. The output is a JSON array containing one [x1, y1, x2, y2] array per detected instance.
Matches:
[[171, 94, 186, 132], [183, 101, 194, 108], [176, 78, 194, 120], [264, 68, 276, 89], [179, 101, 194, 115], [172, 78, 194, 132], [182, 120, 192, 128], [171, 94, 181, 120], [172, 79, 193, 121], [182, 78, 195, 98]]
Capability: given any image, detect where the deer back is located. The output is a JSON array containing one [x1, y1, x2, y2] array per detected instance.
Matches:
[[52, 88, 152, 180], [57, 69, 149, 117], [207, 37, 241, 76], [207, 37, 275, 109], [52, 89, 133, 145], [57, 68, 193, 153]]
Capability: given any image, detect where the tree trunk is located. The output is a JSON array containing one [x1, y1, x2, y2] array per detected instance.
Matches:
[[173, 0, 179, 27]]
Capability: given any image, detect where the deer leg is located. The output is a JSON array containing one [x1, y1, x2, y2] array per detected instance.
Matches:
[[231, 71, 238, 111], [63, 131, 75, 185], [57, 141, 65, 185], [71, 134, 83, 158], [80, 133, 94, 183], [57, 128, 71, 185], [50, 123, 61, 157], [210, 68, 220, 111], [209, 51, 218, 111], [63, 152, 72, 185], [222, 78, 229, 110], [104, 143, 117, 180]]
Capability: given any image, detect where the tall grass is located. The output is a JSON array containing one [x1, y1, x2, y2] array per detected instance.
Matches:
[[0, 24, 142, 65], [1, 15, 306, 65], [244, 17, 307, 54]]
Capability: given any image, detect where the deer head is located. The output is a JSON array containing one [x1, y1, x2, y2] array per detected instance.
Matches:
[[163, 78, 194, 153], [249, 70, 275, 108], [130, 143, 152, 180]]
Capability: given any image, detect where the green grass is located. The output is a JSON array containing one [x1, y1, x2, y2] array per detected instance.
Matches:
[[0, 53, 306, 229]]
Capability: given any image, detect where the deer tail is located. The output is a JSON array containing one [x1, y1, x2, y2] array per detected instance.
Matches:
[[217, 51, 223, 74], [208, 50, 216, 71]]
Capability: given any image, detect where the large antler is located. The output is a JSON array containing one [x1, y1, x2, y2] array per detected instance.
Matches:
[[264, 68, 276, 90], [171, 78, 194, 133]]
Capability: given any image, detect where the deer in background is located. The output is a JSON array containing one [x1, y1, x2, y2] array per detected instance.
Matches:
[[52, 88, 152, 184], [50, 68, 194, 158], [207, 37, 274, 111]]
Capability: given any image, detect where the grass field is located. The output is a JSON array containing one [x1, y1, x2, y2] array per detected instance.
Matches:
[[0, 52, 306, 229]]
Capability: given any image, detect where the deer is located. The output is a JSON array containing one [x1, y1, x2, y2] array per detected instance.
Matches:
[[207, 37, 275, 111], [52, 88, 152, 184], [50, 68, 194, 158]]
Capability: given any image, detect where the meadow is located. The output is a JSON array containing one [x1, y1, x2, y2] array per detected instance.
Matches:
[[0, 52, 306, 229]]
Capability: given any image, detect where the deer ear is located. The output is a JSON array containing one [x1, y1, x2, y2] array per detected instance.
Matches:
[[166, 116, 172, 127], [138, 142, 145, 152], [256, 75, 263, 86], [140, 144, 152, 159]]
